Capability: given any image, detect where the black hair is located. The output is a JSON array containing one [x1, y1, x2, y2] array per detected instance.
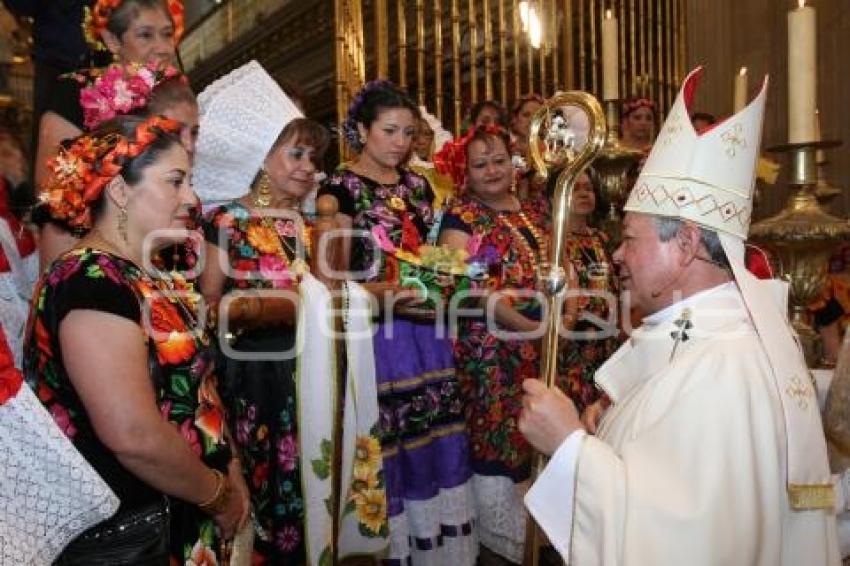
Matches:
[[87, 115, 183, 222], [345, 82, 420, 152], [469, 100, 509, 128]]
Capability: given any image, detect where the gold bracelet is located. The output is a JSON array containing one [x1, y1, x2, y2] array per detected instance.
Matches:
[[198, 469, 229, 514]]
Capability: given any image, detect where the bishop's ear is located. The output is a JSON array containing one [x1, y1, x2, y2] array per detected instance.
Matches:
[[675, 222, 703, 263]]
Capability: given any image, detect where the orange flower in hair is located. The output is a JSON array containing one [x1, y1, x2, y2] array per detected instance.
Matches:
[[83, 0, 185, 51], [40, 116, 183, 233]]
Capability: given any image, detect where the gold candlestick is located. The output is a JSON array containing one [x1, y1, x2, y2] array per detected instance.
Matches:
[[814, 154, 843, 204], [749, 140, 848, 367], [592, 100, 643, 244]]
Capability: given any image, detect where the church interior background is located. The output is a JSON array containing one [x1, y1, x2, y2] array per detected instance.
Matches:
[[0, 0, 847, 219]]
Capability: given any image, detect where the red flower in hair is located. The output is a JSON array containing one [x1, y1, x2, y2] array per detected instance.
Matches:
[[40, 116, 183, 232], [433, 125, 507, 191]]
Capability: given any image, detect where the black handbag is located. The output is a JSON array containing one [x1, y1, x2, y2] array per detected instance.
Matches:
[[53, 497, 170, 566]]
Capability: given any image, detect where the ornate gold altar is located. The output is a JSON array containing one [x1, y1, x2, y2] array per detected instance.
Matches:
[[335, 0, 687, 150]]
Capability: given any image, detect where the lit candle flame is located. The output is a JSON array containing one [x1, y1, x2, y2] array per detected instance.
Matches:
[[739, 66, 747, 76], [519, 1, 530, 31], [798, 0, 805, 8], [529, 6, 542, 49], [606, 9, 612, 19]]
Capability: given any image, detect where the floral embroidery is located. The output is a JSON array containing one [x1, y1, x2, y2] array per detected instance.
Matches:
[[25, 248, 229, 563], [446, 196, 549, 477]]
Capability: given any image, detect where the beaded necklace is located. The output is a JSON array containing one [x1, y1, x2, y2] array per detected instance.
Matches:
[[497, 208, 549, 271]]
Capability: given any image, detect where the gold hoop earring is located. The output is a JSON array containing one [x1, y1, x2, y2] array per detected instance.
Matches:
[[117, 205, 128, 243], [254, 170, 273, 207]]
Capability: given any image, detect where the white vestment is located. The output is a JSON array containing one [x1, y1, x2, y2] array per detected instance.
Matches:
[[526, 283, 839, 565]]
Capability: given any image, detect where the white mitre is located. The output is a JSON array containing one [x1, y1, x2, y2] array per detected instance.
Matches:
[[193, 60, 303, 205], [625, 66, 834, 510]]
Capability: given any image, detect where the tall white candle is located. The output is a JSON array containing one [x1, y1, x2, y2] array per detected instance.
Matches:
[[788, 0, 817, 143], [733, 67, 747, 112], [601, 10, 619, 100]]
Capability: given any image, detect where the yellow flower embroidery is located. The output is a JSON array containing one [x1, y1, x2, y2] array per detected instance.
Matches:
[[354, 435, 382, 471], [389, 196, 406, 211], [355, 488, 387, 535], [350, 461, 380, 501], [246, 224, 281, 255]]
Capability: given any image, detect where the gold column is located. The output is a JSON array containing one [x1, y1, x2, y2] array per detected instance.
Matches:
[[619, 0, 627, 98], [397, 0, 407, 88], [416, 0, 426, 106], [452, 0, 462, 134], [434, 0, 444, 118], [657, 0, 664, 109], [550, 0, 558, 91], [588, 0, 596, 95], [629, 0, 636, 96], [562, 0, 573, 90], [526, 0, 534, 94], [672, 0, 680, 83], [637, 0, 645, 81], [539, 0, 547, 96], [468, 0, 479, 103], [484, 0, 493, 99], [679, 0, 687, 85], [664, 0, 673, 110], [498, 0, 508, 104], [649, 0, 656, 103], [335, 0, 346, 156], [375, 0, 388, 78], [578, 0, 585, 90], [513, 1, 521, 100]]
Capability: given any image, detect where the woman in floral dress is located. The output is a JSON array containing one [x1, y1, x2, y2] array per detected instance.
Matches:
[[555, 171, 620, 414], [319, 80, 477, 566], [25, 116, 249, 564], [438, 126, 551, 564], [200, 117, 329, 564]]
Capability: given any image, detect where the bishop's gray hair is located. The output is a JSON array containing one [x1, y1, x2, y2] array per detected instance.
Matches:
[[653, 216, 730, 270]]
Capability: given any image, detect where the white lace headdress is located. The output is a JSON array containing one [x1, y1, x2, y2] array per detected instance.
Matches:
[[193, 60, 303, 204]]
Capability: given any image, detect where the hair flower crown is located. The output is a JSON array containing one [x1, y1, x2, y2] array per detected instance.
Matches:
[[76, 61, 184, 130], [40, 116, 182, 232]]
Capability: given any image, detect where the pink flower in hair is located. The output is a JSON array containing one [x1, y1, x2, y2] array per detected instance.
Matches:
[[78, 61, 185, 130]]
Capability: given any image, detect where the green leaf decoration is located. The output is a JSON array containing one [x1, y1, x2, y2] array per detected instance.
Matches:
[[343, 497, 356, 518], [319, 546, 332, 566], [86, 265, 105, 278], [171, 374, 190, 397], [312, 458, 330, 480]]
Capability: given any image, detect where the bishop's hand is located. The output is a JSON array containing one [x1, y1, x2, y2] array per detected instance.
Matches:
[[519, 378, 583, 456]]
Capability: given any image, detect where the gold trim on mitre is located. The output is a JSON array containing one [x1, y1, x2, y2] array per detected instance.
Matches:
[[787, 484, 836, 511], [624, 67, 767, 240]]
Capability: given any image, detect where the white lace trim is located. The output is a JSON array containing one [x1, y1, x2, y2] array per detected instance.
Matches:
[[0, 384, 119, 564], [471, 474, 529, 563], [387, 482, 478, 566], [0, 252, 37, 370]]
